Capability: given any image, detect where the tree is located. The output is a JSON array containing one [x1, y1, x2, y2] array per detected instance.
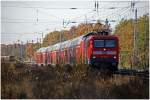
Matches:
[[42, 22, 107, 47], [114, 15, 149, 69]]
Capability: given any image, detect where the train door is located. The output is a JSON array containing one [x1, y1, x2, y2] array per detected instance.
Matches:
[[62, 50, 64, 64], [79, 43, 82, 64], [47, 52, 50, 64], [65, 49, 68, 64], [76, 46, 80, 64], [68, 49, 70, 64], [84, 39, 90, 64], [56, 51, 59, 64], [45, 50, 48, 65], [51, 52, 54, 64], [81, 41, 85, 64], [69, 48, 73, 64], [51, 52, 55, 65], [73, 47, 76, 64]]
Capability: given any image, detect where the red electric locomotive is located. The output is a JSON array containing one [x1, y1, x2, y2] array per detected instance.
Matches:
[[35, 31, 119, 71]]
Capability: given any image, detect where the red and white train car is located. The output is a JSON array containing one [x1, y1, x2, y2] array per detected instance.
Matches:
[[35, 47, 47, 65], [35, 31, 119, 71]]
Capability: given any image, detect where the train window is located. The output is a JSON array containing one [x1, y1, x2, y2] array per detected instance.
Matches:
[[94, 40, 104, 48], [105, 40, 116, 47]]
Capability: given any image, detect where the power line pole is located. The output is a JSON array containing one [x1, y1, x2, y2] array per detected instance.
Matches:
[[85, 15, 87, 24], [18, 40, 22, 61], [40, 32, 43, 47], [20, 41, 23, 61], [31, 40, 34, 62], [58, 19, 65, 64], [60, 19, 64, 43], [36, 9, 39, 23], [85, 15, 88, 33], [95, 1, 99, 13], [42, 32, 43, 41], [26, 40, 28, 61], [134, 8, 138, 68], [37, 38, 39, 48], [95, 1, 99, 19], [131, 1, 138, 69]]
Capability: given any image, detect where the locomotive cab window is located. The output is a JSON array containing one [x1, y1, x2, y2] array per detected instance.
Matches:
[[94, 40, 104, 48], [105, 40, 116, 47], [94, 39, 116, 48]]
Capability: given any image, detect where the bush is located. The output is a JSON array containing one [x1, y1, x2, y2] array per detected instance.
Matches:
[[110, 78, 149, 99], [1, 62, 149, 99]]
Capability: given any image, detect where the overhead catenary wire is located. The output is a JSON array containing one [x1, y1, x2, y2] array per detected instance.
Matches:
[[2, 1, 148, 44], [1, 5, 131, 10], [1, 4, 144, 33], [2, 6, 147, 22], [2, 2, 147, 24]]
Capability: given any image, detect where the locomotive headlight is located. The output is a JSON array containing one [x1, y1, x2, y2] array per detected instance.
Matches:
[[113, 56, 117, 59], [93, 56, 96, 59]]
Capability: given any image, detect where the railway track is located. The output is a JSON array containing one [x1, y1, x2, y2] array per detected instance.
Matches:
[[114, 69, 149, 80], [14, 62, 149, 80]]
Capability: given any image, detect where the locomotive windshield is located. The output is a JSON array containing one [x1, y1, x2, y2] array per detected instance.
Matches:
[[94, 40, 104, 47], [94, 39, 116, 48], [105, 40, 116, 47]]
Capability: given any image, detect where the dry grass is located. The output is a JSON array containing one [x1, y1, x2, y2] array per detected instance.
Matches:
[[1, 62, 149, 99]]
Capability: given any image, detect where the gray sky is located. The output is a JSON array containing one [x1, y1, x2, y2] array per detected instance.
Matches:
[[1, 0, 149, 44]]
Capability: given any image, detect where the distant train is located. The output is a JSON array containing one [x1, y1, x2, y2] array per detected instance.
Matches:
[[35, 31, 119, 71]]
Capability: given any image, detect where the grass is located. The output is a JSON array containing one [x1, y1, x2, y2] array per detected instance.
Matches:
[[1, 62, 149, 99]]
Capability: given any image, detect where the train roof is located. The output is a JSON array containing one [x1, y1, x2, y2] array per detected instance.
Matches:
[[51, 43, 61, 51], [37, 47, 47, 53], [91, 35, 119, 39], [82, 32, 119, 40], [36, 31, 118, 53], [70, 35, 84, 47], [46, 35, 84, 51], [36, 48, 42, 52], [61, 40, 71, 49], [47, 45, 52, 51]]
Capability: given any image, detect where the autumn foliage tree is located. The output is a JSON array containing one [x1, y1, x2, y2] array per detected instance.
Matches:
[[42, 21, 108, 47], [114, 15, 149, 69], [25, 43, 41, 61]]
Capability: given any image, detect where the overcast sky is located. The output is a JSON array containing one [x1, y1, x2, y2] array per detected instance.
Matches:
[[1, 0, 149, 44]]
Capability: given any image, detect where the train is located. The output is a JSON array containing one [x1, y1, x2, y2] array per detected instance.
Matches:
[[35, 31, 119, 71]]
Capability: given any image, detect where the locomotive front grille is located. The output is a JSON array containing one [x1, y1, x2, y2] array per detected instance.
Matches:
[[93, 51, 117, 55]]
